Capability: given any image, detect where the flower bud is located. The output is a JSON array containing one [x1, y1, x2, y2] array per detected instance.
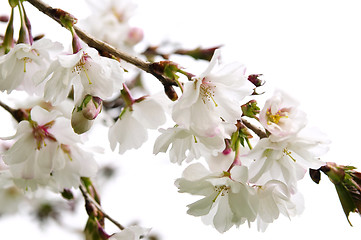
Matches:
[[0, 15, 9, 23], [81, 95, 103, 120], [71, 108, 94, 134], [247, 74, 264, 87], [175, 46, 221, 61], [8, 0, 19, 8], [126, 27, 144, 46], [164, 85, 178, 101]]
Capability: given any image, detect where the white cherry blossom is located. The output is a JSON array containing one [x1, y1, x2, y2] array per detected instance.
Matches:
[[259, 90, 307, 139], [246, 128, 329, 190], [254, 180, 302, 232], [153, 125, 226, 165], [109, 225, 150, 240], [172, 49, 254, 137], [175, 163, 257, 233], [109, 98, 166, 154], [1, 106, 98, 191], [42, 45, 124, 105], [0, 38, 62, 94], [82, 0, 140, 52], [0, 170, 25, 214]]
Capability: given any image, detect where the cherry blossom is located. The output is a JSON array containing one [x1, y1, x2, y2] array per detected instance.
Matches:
[[246, 128, 329, 190], [1, 106, 98, 191], [82, 0, 141, 52], [259, 90, 307, 139], [254, 180, 302, 232], [0, 169, 24, 214], [42, 45, 124, 105], [109, 226, 151, 240], [175, 163, 257, 233], [109, 97, 166, 154], [153, 125, 226, 165], [0, 38, 62, 94], [172, 49, 254, 137]]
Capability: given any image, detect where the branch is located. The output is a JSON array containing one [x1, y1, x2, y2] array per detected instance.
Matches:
[[25, 0, 177, 87], [241, 117, 268, 139], [79, 184, 125, 231], [0, 100, 28, 122]]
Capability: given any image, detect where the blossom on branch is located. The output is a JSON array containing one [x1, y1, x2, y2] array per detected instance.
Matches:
[[246, 128, 329, 190], [0, 38, 62, 94], [172, 49, 254, 137], [109, 97, 166, 154], [175, 163, 257, 233], [153, 125, 226, 165], [259, 90, 306, 139], [109, 225, 151, 240], [42, 45, 124, 105], [254, 180, 302, 232], [1, 105, 98, 191]]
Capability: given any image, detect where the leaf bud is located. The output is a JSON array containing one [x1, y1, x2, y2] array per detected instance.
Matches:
[[164, 85, 178, 101]]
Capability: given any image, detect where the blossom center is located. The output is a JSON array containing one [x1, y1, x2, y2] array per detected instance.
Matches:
[[213, 185, 230, 202], [200, 78, 218, 107], [73, 54, 92, 84], [283, 148, 296, 162], [32, 120, 57, 150], [266, 108, 289, 125], [22, 57, 32, 72]]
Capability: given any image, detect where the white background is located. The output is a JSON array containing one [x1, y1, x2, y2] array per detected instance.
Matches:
[[1, 0, 361, 239]]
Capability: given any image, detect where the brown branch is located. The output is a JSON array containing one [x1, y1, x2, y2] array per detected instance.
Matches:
[[25, 0, 177, 87], [0, 100, 28, 122], [79, 184, 125, 231], [241, 117, 268, 139]]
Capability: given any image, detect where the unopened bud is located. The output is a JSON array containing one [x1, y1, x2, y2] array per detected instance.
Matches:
[[82, 95, 103, 120], [126, 27, 144, 45], [61, 188, 74, 200], [71, 108, 94, 134], [241, 100, 260, 119], [0, 15, 9, 22], [248, 74, 264, 87], [309, 168, 321, 184], [164, 85, 178, 101], [175, 46, 222, 61], [8, 0, 19, 8]]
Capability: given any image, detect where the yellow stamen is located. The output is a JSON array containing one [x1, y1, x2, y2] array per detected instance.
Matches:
[[81, 65, 92, 85], [266, 109, 288, 125], [200, 83, 218, 107], [283, 148, 296, 162]]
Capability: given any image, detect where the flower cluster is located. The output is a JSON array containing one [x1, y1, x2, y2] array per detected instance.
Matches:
[[154, 53, 329, 232], [0, 0, 339, 238]]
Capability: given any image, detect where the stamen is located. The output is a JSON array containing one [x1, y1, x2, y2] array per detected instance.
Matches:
[[22, 57, 32, 72], [200, 80, 218, 107], [212, 185, 230, 202], [283, 148, 296, 162], [266, 108, 288, 125]]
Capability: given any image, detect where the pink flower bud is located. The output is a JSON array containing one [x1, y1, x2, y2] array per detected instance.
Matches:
[[82, 95, 103, 120], [71, 109, 94, 134], [126, 27, 144, 45]]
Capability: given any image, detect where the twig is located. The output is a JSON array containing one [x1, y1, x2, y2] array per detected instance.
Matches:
[[241, 117, 268, 139], [79, 184, 125, 231], [25, 0, 177, 87], [0, 100, 27, 122]]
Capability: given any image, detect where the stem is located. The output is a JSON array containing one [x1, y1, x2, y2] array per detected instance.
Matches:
[[25, 0, 177, 87], [227, 137, 242, 172], [0, 100, 27, 122], [245, 137, 252, 150], [241, 117, 268, 139], [79, 184, 125, 231]]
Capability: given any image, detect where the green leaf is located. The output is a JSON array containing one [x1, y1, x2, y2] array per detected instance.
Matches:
[[334, 183, 357, 226], [84, 217, 107, 240]]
